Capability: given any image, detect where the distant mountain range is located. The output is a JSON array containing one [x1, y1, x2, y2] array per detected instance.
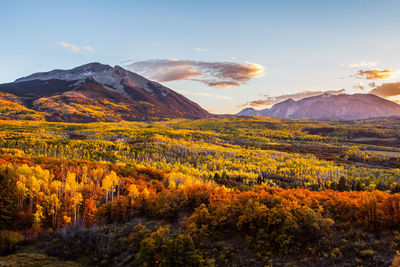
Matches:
[[237, 93, 400, 119], [0, 63, 210, 122], [2, 64, 400, 122]]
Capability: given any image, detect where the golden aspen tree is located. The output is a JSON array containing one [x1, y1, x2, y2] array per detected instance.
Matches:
[[101, 171, 119, 203], [15, 179, 28, 208], [46, 193, 61, 228], [33, 204, 44, 227], [65, 172, 83, 226]]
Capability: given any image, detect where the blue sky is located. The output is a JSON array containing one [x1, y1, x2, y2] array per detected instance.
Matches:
[[1, 0, 400, 113]]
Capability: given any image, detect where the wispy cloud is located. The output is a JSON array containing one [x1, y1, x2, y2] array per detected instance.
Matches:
[[200, 81, 240, 88], [238, 89, 346, 108], [59, 41, 80, 52], [153, 42, 161, 47], [346, 61, 378, 68], [383, 43, 396, 49], [125, 59, 265, 88], [194, 48, 208, 52], [120, 59, 135, 64], [59, 42, 94, 53], [175, 89, 233, 100], [83, 46, 95, 52], [352, 69, 396, 80]]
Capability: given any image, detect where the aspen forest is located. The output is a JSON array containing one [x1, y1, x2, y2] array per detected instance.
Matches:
[[0, 117, 400, 266]]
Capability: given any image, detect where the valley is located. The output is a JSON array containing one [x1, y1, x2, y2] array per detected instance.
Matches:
[[1, 117, 400, 266], [3, 1, 400, 266]]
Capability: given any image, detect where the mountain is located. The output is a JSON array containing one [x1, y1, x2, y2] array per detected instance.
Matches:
[[237, 93, 400, 119], [236, 107, 260, 116], [0, 63, 210, 122]]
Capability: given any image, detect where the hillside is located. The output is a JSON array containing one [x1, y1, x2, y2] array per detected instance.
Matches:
[[238, 93, 400, 119], [0, 63, 210, 122], [1, 117, 400, 266]]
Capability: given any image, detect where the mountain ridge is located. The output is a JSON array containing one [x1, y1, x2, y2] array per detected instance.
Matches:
[[0, 63, 210, 122], [237, 93, 400, 119]]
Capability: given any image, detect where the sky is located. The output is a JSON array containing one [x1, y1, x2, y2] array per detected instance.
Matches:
[[1, 0, 400, 114]]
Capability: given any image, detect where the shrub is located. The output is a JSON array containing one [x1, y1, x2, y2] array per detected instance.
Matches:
[[0, 230, 24, 255], [359, 249, 375, 257], [331, 247, 342, 261], [137, 226, 203, 266], [96, 196, 129, 223], [392, 251, 400, 267]]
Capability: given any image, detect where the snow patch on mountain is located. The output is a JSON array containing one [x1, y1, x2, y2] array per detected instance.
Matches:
[[15, 63, 170, 98], [237, 93, 400, 119]]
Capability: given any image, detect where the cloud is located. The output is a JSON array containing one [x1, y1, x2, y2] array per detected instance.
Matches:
[[347, 61, 378, 68], [120, 59, 135, 64], [205, 81, 240, 88], [369, 82, 400, 98], [136, 62, 201, 82], [194, 48, 208, 52], [383, 43, 395, 49], [353, 81, 364, 90], [83, 46, 94, 52], [59, 41, 80, 52], [59, 42, 94, 53], [238, 89, 346, 108], [125, 59, 265, 88], [153, 42, 161, 47], [175, 89, 233, 100], [352, 69, 396, 80], [237, 99, 271, 108]]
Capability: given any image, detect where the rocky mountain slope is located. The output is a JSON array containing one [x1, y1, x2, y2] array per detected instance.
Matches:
[[238, 93, 400, 119], [0, 63, 210, 122]]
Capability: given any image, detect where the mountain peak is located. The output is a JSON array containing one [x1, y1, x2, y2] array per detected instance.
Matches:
[[238, 93, 400, 119], [237, 107, 259, 116], [15, 62, 115, 83], [75, 62, 113, 71], [281, 98, 295, 104], [1, 63, 210, 122], [320, 93, 332, 97]]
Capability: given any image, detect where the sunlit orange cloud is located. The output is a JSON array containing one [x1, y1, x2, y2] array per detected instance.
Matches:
[[237, 99, 271, 108], [156, 68, 200, 82], [125, 59, 265, 88], [369, 82, 400, 98], [353, 81, 364, 90], [218, 62, 265, 83], [353, 69, 396, 80], [247, 99, 271, 107], [208, 81, 240, 88]]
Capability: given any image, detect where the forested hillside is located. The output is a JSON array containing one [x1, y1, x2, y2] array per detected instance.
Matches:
[[0, 63, 211, 122], [1, 117, 400, 266]]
